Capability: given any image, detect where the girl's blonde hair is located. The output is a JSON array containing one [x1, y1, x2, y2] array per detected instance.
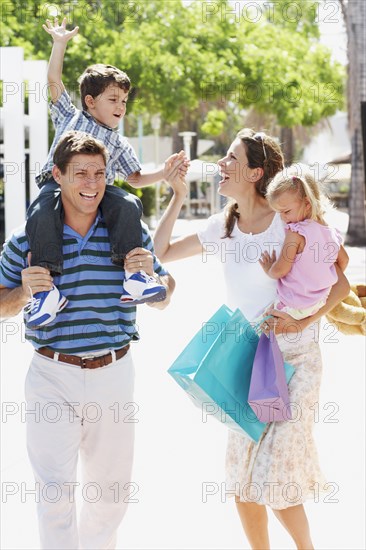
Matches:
[[266, 163, 331, 221], [223, 129, 284, 238]]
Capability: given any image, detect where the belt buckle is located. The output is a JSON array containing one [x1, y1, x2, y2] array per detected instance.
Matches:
[[81, 354, 96, 369]]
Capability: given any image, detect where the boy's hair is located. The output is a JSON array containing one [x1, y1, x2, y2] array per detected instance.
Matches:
[[78, 64, 131, 110], [53, 131, 109, 174], [266, 163, 331, 221]]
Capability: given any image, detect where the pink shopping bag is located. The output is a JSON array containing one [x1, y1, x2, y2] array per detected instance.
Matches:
[[248, 331, 293, 422]]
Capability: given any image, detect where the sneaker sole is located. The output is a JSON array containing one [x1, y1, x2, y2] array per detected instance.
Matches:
[[120, 289, 167, 305]]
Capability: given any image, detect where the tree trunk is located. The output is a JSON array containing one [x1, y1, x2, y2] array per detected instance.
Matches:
[[341, 0, 366, 245], [280, 127, 294, 166]]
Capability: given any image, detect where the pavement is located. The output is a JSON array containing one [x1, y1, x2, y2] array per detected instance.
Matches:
[[1, 210, 365, 549]]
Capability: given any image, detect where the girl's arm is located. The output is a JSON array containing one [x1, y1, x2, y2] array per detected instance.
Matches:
[[268, 264, 350, 334], [336, 245, 349, 272], [153, 175, 203, 263], [260, 230, 303, 279]]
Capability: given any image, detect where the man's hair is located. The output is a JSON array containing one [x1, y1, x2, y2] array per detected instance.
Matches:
[[78, 64, 131, 110], [53, 131, 109, 174]]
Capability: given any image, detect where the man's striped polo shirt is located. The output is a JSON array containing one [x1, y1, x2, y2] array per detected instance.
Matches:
[[0, 213, 168, 355]]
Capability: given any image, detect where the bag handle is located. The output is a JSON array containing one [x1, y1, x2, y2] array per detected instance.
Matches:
[[254, 315, 273, 335]]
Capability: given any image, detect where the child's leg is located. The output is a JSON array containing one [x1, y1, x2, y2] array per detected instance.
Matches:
[[101, 187, 166, 304], [26, 178, 64, 276], [101, 186, 143, 266], [25, 178, 68, 328], [274, 299, 326, 321]]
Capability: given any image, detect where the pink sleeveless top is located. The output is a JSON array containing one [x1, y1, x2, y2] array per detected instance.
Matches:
[[277, 220, 342, 309]]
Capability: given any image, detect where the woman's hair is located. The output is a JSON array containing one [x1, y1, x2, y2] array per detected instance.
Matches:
[[224, 128, 284, 238], [266, 163, 330, 221]]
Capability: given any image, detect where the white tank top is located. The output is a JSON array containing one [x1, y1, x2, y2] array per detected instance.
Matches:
[[197, 212, 285, 321]]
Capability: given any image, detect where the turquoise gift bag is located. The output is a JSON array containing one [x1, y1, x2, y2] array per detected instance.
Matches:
[[168, 305, 294, 442]]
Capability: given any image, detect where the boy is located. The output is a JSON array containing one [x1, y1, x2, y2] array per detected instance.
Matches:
[[26, 17, 186, 327]]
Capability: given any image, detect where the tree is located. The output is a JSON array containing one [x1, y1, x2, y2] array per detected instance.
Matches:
[[1, 0, 345, 160], [339, 0, 366, 245]]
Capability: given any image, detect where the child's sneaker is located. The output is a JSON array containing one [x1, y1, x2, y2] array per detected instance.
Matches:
[[120, 271, 166, 305], [24, 285, 69, 328]]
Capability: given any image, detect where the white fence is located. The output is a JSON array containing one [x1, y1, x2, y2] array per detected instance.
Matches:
[[0, 47, 48, 237]]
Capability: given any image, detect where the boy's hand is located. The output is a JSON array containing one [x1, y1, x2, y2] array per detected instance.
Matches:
[[43, 17, 79, 43], [259, 250, 277, 274]]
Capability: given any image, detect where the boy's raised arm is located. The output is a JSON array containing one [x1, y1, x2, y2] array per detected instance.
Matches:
[[43, 17, 79, 104]]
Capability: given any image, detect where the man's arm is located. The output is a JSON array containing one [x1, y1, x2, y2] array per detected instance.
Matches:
[[43, 17, 79, 104], [123, 247, 175, 310], [0, 285, 29, 319], [0, 267, 53, 320], [148, 273, 175, 310]]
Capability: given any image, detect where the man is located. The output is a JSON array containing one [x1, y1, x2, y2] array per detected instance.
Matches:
[[0, 131, 175, 549]]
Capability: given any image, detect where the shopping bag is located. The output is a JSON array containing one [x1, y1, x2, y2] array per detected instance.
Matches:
[[248, 331, 294, 422], [168, 305, 294, 442]]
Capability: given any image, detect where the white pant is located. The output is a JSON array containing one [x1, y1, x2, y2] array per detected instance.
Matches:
[[25, 350, 135, 550]]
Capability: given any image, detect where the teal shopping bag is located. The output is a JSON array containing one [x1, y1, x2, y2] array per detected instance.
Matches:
[[168, 305, 294, 442]]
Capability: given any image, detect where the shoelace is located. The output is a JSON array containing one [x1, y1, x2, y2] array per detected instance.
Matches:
[[23, 286, 40, 314]]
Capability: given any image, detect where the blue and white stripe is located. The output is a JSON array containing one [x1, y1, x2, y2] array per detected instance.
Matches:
[[0, 215, 168, 354]]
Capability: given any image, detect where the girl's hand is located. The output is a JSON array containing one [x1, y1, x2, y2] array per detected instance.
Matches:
[[43, 17, 79, 43], [259, 250, 276, 273]]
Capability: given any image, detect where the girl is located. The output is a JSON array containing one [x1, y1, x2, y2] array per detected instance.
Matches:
[[260, 165, 349, 319]]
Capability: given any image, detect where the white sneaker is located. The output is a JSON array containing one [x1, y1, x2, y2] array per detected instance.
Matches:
[[24, 285, 68, 328], [120, 270, 166, 305]]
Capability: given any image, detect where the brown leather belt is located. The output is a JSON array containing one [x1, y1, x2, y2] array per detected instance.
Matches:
[[36, 345, 130, 369]]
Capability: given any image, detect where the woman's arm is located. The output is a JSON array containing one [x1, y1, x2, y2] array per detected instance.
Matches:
[[153, 176, 203, 263], [268, 265, 350, 334]]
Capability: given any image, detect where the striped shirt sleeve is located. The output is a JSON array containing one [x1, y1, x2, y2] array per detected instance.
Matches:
[[0, 232, 28, 288], [141, 224, 169, 277], [114, 137, 142, 179], [49, 90, 77, 129]]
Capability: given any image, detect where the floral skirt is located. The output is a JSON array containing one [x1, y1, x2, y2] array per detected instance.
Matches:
[[226, 336, 326, 510]]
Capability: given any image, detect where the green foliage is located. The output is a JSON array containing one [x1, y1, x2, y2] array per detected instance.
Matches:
[[201, 109, 228, 136], [114, 179, 155, 218], [1, 0, 345, 130]]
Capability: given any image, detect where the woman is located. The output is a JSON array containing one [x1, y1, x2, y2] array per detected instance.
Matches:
[[154, 129, 350, 549]]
